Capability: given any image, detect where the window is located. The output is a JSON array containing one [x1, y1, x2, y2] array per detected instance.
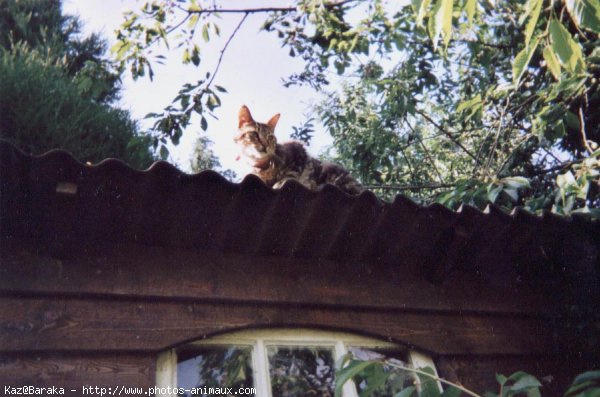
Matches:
[[156, 328, 439, 397]]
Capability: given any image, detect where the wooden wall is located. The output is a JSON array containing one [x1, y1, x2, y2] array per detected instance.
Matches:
[[1, 238, 592, 396]]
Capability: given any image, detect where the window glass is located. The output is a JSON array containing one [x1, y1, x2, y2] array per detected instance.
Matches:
[[158, 329, 436, 397], [267, 346, 335, 397], [177, 346, 254, 397]]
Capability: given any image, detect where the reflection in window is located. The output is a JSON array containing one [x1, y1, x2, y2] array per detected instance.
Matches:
[[177, 346, 254, 397], [268, 346, 335, 397], [156, 329, 437, 397]]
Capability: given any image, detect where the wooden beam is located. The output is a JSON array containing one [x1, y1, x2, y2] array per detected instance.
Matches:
[[0, 352, 155, 389], [0, 242, 551, 316], [0, 296, 554, 355]]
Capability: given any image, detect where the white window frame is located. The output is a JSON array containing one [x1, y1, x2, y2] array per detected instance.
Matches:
[[156, 328, 439, 397]]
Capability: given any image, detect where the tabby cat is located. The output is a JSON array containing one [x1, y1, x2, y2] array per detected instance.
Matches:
[[235, 105, 363, 195]]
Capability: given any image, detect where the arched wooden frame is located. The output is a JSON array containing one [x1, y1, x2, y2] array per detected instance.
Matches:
[[156, 328, 439, 397]]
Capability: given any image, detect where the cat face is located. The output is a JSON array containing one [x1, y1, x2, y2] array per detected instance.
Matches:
[[235, 105, 280, 166]]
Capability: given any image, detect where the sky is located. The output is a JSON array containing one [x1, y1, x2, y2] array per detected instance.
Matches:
[[62, 0, 332, 175]]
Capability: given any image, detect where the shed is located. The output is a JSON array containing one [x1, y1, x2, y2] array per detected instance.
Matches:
[[0, 140, 598, 396]]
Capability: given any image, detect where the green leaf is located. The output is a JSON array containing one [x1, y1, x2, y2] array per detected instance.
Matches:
[[565, 371, 600, 397], [440, 386, 463, 397], [464, 0, 477, 25], [565, 110, 581, 130], [440, 0, 454, 48], [526, 387, 542, 397], [188, 0, 201, 12], [487, 184, 503, 203], [549, 75, 587, 101], [395, 386, 417, 397], [206, 93, 220, 110], [349, 35, 360, 52], [413, 0, 432, 26], [504, 187, 519, 202], [328, 38, 339, 51], [549, 19, 586, 73], [182, 48, 190, 63], [503, 176, 531, 189], [507, 371, 535, 382], [111, 41, 132, 60], [202, 24, 210, 42], [571, 371, 600, 386], [191, 45, 200, 66], [428, 0, 454, 49], [159, 145, 169, 160], [565, 0, 600, 33], [549, 119, 567, 140], [524, 0, 542, 48], [360, 363, 390, 396], [512, 37, 540, 84], [417, 367, 442, 397], [334, 60, 346, 74], [542, 46, 562, 80], [110, 40, 125, 55], [509, 373, 542, 394], [496, 373, 508, 386], [456, 94, 482, 113], [180, 94, 190, 109], [335, 360, 379, 397], [188, 13, 199, 30]]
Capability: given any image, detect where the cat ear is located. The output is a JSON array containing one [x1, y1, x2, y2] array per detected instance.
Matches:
[[238, 105, 254, 128], [267, 113, 281, 130]]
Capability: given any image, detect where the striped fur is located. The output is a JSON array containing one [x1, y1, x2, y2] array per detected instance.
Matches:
[[235, 105, 363, 195]]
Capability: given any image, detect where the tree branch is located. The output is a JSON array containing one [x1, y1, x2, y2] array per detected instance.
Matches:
[[182, 0, 357, 15], [206, 13, 248, 88], [364, 183, 457, 191], [177, 5, 296, 14], [529, 160, 577, 177], [495, 133, 535, 178], [483, 95, 511, 176], [579, 106, 594, 155], [166, 13, 191, 35], [414, 108, 478, 161], [453, 39, 512, 50], [405, 119, 444, 183]]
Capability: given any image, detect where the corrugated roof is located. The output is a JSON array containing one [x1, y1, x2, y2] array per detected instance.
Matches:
[[1, 140, 598, 287]]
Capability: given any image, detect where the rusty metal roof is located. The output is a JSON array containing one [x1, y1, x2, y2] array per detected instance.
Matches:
[[1, 140, 598, 287]]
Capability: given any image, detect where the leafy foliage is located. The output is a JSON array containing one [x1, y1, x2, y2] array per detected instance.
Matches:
[[291, 117, 316, 145], [0, 47, 155, 168], [190, 136, 220, 172], [190, 135, 237, 180], [335, 351, 600, 397], [111, 0, 231, 157], [0, 0, 121, 103], [0, 0, 156, 168], [112, 0, 600, 218], [564, 371, 600, 397]]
